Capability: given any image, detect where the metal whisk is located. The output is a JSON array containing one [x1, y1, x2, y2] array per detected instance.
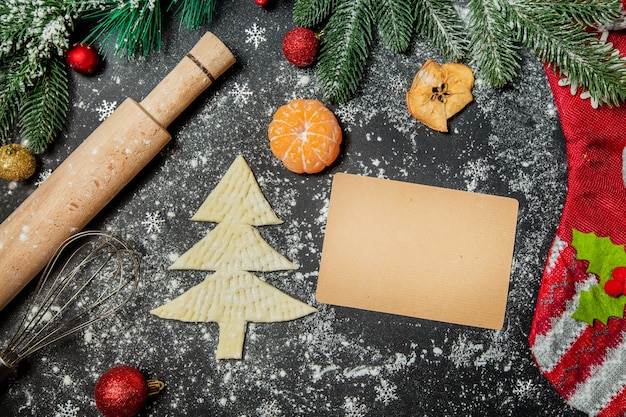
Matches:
[[0, 230, 141, 383]]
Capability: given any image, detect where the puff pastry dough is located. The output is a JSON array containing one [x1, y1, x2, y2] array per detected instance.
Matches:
[[151, 155, 316, 359]]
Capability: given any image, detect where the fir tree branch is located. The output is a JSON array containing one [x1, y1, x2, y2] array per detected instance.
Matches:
[[0, 71, 22, 146], [0, 1, 77, 77], [170, 0, 217, 30], [467, 0, 520, 87], [375, 0, 416, 53], [0, 1, 77, 151], [0, 53, 39, 145], [83, 0, 162, 59], [19, 56, 69, 153], [317, 0, 376, 103], [293, 0, 338, 27], [414, 0, 468, 60], [507, 1, 626, 105], [514, 0, 622, 28], [0, 7, 28, 58]]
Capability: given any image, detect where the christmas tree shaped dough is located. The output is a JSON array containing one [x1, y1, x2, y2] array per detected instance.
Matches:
[[169, 222, 297, 272], [191, 154, 282, 225], [152, 155, 316, 359], [150, 270, 317, 359]]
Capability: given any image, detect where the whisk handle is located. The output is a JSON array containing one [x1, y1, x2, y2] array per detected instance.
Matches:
[[0, 357, 14, 385]]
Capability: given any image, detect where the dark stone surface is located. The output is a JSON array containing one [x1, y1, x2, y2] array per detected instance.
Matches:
[[0, 1, 582, 416]]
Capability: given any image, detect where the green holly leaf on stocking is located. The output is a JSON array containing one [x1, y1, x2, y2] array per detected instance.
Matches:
[[571, 230, 626, 326]]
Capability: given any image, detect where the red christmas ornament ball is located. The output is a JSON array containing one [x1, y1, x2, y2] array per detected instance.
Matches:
[[282, 27, 319, 67], [66, 43, 101, 75], [604, 279, 623, 298], [254, 0, 268, 6], [94, 365, 149, 417]]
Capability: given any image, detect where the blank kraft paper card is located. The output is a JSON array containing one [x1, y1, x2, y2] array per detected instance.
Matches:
[[316, 173, 519, 330]]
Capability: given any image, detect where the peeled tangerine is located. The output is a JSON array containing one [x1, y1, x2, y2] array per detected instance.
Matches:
[[268, 99, 342, 174], [406, 60, 475, 133]]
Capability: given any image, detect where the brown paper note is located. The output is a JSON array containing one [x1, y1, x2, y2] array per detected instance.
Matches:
[[316, 173, 519, 330]]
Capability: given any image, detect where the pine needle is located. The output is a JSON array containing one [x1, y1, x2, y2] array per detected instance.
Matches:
[[308, 0, 626, 104], [467, 0, 521, 87], [0, 54, 39, 146], [83, 0, 162, 59], [508, 1, 626, 105], [19, 56, 69, 153], [0, 71, 22, 146], [415, 0, 468, 60], [375, 0, 417, 53], [294, 0, 337, 27], [170, 0, 217, 30], [317, 0, 376, 103], [523, 0, 622, 28]]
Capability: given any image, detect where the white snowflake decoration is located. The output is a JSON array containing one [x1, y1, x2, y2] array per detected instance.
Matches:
[[256, 399, 282, 416], [512, 379, 537, 399], [388, 73, 409, 95], [449, 334, 484, 369], [141, 211, 165, 234], [343, 397, 369, 417], [245, 23, 267, 50], [334, 104, 359, 132], [35, 168, 52, 186], [95, 100, 117, 121], [374, 379, 398, 405], [55, 400, 80, 417], [229, 82, 253, 107], [462, 158, 493, 192]]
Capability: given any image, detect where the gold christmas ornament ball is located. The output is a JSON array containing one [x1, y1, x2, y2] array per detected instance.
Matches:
[[0, 144, 37, 181]]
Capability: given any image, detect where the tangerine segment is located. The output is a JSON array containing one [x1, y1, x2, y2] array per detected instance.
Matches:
[[268, 99, 342, 174]]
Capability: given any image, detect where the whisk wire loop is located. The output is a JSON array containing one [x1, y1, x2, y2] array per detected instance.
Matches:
[[0, 230, 141, 375]]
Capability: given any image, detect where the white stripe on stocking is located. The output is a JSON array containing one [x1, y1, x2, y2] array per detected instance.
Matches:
[[531, 275, 596, 372], [566, 329, 626, 416], [546, 236, 567, 273]]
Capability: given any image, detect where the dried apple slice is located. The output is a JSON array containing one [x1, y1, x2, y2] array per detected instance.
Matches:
[[406, 60, 474, 133]]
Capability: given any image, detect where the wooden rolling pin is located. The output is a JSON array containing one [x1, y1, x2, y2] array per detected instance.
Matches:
[[0, 32, 236, 311]]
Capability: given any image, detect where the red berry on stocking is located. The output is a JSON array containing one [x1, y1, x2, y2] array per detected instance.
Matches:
[[604, 279, 623, 298], [282, 28, 320, 67], [529, 29, 626, 416], [66, 43, 101, 75], [94, 365, 164, 417], [612, 266, 626, 282]]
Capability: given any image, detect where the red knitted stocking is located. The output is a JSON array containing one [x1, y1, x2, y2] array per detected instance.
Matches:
[[529, 30, 626, 416]]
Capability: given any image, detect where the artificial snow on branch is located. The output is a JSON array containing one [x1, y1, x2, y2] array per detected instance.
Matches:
[[1, 0, 625, 153], [0, 0, 82, 152], [0, 0, 218, 152], [295, 0, 626, 104]]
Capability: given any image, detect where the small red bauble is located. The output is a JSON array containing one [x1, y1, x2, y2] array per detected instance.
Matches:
[[604, 279, 623, 298], [282, 27, 319, 67], [94, 365, 154, 417], [66, 43, 101, 75], [254, 0, 268, 6], [612, 266, 626, 282]]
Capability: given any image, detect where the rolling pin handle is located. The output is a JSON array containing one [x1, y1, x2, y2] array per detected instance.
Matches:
[[141, 32, 236, 128]]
